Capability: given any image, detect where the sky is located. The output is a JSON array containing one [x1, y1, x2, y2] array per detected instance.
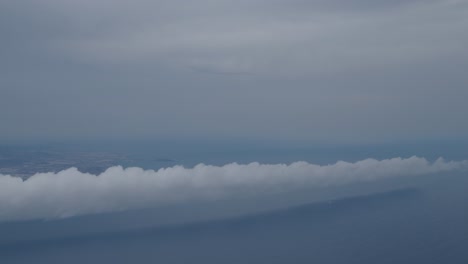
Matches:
[[1, 0, 468, 142]]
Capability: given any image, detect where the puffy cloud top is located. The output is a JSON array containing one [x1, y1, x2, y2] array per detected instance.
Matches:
[[0, 156, 466, 222]]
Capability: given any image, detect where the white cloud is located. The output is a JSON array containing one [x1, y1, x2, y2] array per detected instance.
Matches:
[[0, 156, 466, 222]]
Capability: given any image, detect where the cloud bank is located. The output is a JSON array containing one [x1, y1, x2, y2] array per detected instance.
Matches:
[[0, 156, 466, 222]]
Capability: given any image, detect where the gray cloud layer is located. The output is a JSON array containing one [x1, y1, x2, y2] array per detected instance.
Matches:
[[1, 0, 468, 141], [1, 156, 466, 222], [14, 0, 468, 74]]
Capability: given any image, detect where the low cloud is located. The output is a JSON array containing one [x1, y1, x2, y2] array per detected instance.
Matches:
[[0, 156, 466, 222]]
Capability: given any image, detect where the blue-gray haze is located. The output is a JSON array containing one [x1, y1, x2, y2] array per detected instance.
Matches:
[[1, 0, 468, 142]]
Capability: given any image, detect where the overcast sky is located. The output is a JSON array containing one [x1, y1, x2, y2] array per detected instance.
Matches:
[[1, 0, 468, 142]]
